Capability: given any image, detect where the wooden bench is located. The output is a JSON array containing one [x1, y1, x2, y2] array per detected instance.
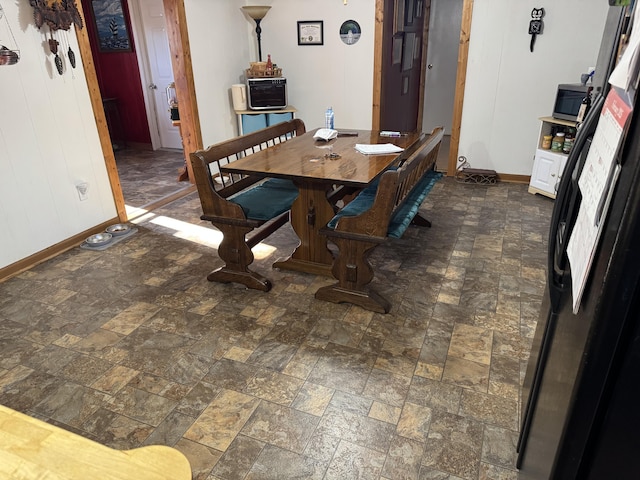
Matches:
[[190, 119, 306, 291], [315, 127, 444, 313], [0, 404, 191, 479]]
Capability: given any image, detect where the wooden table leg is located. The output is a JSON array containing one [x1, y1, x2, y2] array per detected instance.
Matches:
[[273, 180, 335, 276]]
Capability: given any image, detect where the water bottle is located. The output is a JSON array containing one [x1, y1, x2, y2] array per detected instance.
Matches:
[[325, 107, 334, 129]]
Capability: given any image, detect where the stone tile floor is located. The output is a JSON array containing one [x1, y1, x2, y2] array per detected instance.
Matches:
[[115, 147, 191, 208], [0, 176, 554, 479]]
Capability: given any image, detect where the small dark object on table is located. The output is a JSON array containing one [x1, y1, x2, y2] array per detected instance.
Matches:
[[337, 130, 358, 137]]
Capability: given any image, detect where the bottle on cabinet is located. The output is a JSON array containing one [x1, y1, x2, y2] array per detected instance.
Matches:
[[552, 131, 565, 152], [562, 129, 575, 154], [266, 54, 273, 74]]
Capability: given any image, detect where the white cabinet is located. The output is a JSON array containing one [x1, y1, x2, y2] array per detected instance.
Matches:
[[528, 117, 576, 199], [529, 149, 567, 198]]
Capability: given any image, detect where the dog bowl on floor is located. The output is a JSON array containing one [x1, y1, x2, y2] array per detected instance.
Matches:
[[105, 224, 131, 236], [85, 233, 113, 246]]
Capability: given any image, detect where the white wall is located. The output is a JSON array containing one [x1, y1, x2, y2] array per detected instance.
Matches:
[[0, 0, 116, 269], [458, 1, 609, 175], [184, 0, 251, 146], [262, 0, 375, 131]]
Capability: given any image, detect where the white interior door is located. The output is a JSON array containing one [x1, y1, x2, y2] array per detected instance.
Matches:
[[421, 0, 463, 134], [138, 0, 182, 149]]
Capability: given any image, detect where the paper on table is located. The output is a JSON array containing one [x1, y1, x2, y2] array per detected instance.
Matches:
[[355, 143, 404, 155]]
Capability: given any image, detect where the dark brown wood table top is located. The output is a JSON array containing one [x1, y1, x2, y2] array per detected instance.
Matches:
[[221, 128, 421, 187]]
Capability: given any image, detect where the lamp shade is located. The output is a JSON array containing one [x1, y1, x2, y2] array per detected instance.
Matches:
[[242, 6, 271, 20]]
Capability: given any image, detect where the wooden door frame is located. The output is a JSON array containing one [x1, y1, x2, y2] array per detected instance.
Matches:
[[75, 0, 201, 222], [372, 0, 474, 177]]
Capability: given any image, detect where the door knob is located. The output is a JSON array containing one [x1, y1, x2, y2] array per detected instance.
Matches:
[[428, 64, 433, 69], [149, 83, 158, 90]]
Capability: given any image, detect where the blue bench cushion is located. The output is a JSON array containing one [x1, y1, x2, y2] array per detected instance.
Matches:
[[387, 170, 442, 238], [230, 178, 298, 221], [327, 170, 442, 238]]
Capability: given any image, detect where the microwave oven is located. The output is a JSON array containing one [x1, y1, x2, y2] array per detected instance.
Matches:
[[247, 77, 287, 110], [552, 83, 590, 121]]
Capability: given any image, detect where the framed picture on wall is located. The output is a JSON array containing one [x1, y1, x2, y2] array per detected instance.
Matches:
[[340, 20, 361, 45], [91, 0, 132, 53], [298, 21, 324, 45]]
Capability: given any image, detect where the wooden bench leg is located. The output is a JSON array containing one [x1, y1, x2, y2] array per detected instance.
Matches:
[[411, 213, 432, 227], [315, 238, 391, 313], [207, 224, 272, 291]]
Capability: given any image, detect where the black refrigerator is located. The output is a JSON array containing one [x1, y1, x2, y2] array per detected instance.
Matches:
[[517, 4, 640, 480]]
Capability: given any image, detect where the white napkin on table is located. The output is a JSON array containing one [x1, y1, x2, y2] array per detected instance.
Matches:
[[355, 143, 404, 155]]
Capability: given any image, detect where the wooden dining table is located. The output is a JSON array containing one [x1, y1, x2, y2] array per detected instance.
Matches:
[[221, 128, 422, 276]]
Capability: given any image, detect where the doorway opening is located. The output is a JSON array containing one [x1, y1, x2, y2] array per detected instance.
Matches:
[[421, 0, 463, 173], [81, 0, 192, 219], [373, 0, 473, 177]]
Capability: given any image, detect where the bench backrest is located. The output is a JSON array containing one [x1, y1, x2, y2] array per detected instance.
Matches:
[[334, 127, 444, 238], [190, 119, 306, 218]]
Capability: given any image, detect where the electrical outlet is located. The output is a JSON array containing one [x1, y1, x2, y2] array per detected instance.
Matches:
[[76, 182, 89, 201]]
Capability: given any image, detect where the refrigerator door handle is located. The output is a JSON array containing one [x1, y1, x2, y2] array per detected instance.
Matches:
[[547, 95, 605, 307]]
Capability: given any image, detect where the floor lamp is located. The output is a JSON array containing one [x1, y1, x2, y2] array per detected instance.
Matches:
[[242, 6, 271, 62]]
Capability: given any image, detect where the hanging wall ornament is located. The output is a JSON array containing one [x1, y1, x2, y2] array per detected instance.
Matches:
[[67, 45, 75, 68], [49, 33, 63, 74], [60, 30, 75, 70], [29, 0, 83, 74], [0, 2, 20, 65], [30, 0, 83, 31]]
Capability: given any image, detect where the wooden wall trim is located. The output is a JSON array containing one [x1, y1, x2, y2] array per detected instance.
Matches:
[[497, 174, 530, 184], [447, 0, 474, 177], [163, 0, 202, 183], [371, 0, 384, 131], [0, 219, 118, 283], [75, 0, 127, 221]]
